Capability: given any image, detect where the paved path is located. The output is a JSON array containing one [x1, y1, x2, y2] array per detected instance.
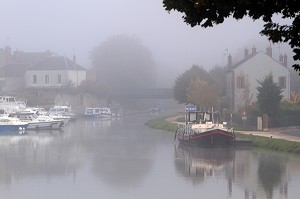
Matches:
[[238, 129, 300, 142]]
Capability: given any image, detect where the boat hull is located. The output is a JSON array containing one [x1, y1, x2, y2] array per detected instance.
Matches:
[[27, 121, 53, 130], [176, 129, 236, 147], [0, 124, 28, 132]]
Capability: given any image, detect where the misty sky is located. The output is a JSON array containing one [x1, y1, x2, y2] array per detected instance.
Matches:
[[0, 0, 294, 86]]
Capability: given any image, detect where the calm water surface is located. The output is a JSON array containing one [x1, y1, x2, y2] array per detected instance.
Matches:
[[1, 112, 300, 199]]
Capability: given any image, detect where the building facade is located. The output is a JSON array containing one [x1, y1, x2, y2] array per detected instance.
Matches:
[[25, 55, 86, 89], [226, 46, 290, 112]]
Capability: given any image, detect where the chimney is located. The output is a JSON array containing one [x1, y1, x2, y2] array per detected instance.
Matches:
[[244, 48, 249, 58], [266, 45, 272, 57], [227, 54, 232, 68], [252, 46, 256, 55], [73, 54, 77, 67], [5, 46, 12, 65], [283, 54, 287, 67]]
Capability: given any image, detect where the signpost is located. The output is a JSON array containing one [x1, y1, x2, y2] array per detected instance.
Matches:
[[242, 112, 247, 129]]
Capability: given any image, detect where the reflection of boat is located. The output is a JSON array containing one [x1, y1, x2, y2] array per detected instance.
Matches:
[[175, 144, 234, 178], [175, 104, 235, 147], [0, 116, 28, 132]]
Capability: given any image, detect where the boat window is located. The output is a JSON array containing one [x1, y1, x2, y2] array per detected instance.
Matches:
[[86, 109, 93, 113], [8, 97, 15, 102], [204, 113, 211, 121], [189, 113, 197, 122]]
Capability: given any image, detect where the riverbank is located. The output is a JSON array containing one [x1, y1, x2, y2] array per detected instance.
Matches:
[[145, 115, 300, 154]]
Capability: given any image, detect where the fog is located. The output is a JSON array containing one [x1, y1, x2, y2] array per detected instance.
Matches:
[[0, 0, 294, 87]]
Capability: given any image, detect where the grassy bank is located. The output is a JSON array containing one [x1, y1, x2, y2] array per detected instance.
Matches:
[[236, 132, 300, 154], [145, 116, 178, 132], [145, 116, 300, 154]]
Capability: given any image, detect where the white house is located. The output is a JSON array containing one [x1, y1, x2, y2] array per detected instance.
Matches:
[[25, 55, 86, 89], [226, 46, 290, 112]]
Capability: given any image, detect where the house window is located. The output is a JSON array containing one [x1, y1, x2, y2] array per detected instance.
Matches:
[[237, 76, 245, 89], [45, 75, 49, 84], [33, 75, 37, 84], [278, 76, 286, 89], [57, 74, 62, 84]]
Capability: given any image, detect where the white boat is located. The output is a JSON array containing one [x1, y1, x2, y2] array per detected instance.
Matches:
[[26, 107, 68, 127], [85, 107, 101, 118], [49, 105, 76, 120], [8, 111, 62, 130], [48, 114, 70, 126], [36, 115, 64, 129], [84, 107, 111, 119], [0, 116, 28, 133], [100, 107, 112, 118], [29, 107, 48, 116], [175, 104, 235, 147], [0, 96, 26, 115]]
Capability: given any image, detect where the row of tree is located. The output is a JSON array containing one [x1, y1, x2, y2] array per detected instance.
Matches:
[[173, 65, 226, 110], [45, 35, 157, 106]]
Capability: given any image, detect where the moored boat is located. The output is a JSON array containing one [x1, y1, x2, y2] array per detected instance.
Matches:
[[36, 115, 64, 129], [49, 105, 76, 121], [84, 107, 112, 119], [8, 111, 61, 130], [99, 107, 112, 119], [0, 96, 27, 115], [84, 107, 102, 118], [175, 104, 235, 147], [0, 116, 28, 133]]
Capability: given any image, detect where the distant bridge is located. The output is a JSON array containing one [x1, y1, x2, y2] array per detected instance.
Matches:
[[111, 88, 173, 99]]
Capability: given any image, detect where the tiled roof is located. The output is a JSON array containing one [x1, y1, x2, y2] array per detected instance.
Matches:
[[29, 56, 86, 70], [230, 51, 287, 70], [230, 52, 257, 69], [0, 63, 31, 77]]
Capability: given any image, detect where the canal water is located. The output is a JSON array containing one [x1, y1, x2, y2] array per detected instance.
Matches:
[[1, 112, 300, 199]]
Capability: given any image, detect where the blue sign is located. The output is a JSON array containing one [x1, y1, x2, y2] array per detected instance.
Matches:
[[185, 104, 197, 112]]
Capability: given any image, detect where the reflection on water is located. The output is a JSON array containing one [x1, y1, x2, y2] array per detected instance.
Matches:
[[175, 144, 234, 183], [84, 118, 111, 128], [0, 128, 80, 188], [1, 115, 300, 199], [175, 144, 300, 199]]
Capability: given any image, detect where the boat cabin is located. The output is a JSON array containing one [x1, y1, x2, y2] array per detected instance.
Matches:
[[0, 96, 17, 103], [186, 111, 221, 124], [8, 111, 38, 121], [49, 105, 74, 115], [84, 107, 111, 117], [184, 104, 221, 125]]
